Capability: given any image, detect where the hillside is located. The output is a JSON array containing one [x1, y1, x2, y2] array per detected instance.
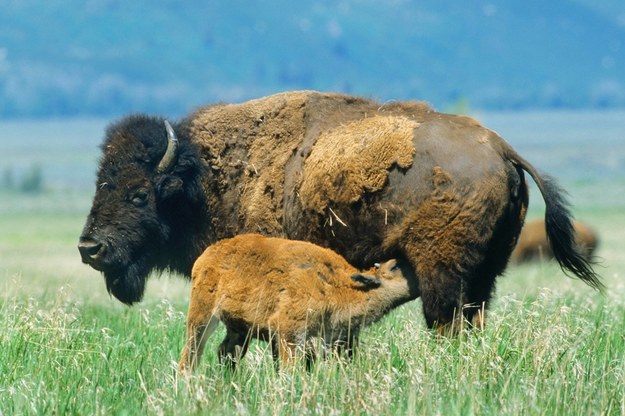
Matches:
[[1, 0, 624, 118]]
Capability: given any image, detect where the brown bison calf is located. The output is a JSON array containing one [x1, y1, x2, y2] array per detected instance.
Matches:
[[511, 219, 599, 263], [178, 234, 419, 372]]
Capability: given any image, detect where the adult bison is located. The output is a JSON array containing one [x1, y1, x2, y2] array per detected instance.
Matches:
[[78, 90, 603, 331]]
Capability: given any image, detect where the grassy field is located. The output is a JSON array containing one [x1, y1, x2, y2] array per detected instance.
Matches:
[[1, 115, 625, 415], [1, 179, 624, 415]]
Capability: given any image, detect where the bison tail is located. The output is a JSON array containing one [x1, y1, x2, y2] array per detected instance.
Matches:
[[507, 150, 604, 293], [540, 176, 604, 292]]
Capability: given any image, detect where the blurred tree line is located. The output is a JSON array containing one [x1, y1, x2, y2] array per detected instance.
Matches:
[[2, 164, 44, 194]]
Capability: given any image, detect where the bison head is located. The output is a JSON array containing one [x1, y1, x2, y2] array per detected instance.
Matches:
[[78, 115, 206, 305]]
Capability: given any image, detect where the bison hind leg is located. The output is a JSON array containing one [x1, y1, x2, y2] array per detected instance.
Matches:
[[418, 267, 470, 334], [421, 278, 489, 336], [394, 172, 525, 335]]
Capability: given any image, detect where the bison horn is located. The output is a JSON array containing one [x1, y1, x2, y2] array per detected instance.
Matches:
[[157, 120, 179, 173]]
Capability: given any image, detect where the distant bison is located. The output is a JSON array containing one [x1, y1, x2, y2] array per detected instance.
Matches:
[[78, 90, 603, 332], [511, 219, 599, 263], [178, 234, 419, 372]]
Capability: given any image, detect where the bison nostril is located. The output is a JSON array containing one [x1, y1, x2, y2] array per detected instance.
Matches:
[[78, 239, 106, 263]]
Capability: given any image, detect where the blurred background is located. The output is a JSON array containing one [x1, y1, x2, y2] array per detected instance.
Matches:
[[1, 0, 625, 119], [1, 0, 624, 302]]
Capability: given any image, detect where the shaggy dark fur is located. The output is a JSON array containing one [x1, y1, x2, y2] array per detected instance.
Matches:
[[79, 91, 603, 332], [79, 114, 209, 304]]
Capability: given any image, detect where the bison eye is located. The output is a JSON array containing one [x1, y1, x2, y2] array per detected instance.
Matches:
[[130, 191, 149, 207]]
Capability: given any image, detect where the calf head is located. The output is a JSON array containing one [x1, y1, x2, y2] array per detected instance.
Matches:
[[351, 259, 404, 288], [351, 258, 419, 298]]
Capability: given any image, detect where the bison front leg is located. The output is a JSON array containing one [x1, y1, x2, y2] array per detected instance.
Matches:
[[179, 315, 220, 375]]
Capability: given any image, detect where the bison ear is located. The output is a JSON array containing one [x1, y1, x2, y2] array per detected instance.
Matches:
[[156, 175, 183, 199], [351, 273, 381, 289]]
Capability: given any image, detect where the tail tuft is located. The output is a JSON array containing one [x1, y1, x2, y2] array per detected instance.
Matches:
[[542, 176, 605, 293]]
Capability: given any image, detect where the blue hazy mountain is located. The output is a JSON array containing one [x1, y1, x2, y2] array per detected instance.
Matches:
[[1, 0, 624, 118]]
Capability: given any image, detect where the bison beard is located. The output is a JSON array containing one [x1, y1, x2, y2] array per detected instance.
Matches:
[[81, 214, 169, 305], [80, 91, 602, 331], [104, 260, 149, 305]]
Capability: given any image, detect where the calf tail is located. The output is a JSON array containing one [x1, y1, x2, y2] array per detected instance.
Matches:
[[504, 148, 604, 292]]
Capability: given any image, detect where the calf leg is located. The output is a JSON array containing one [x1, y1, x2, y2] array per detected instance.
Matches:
[[178, 315, 220, 374], [333, 334, 359, 360], [276, 336, 298, 368], [470, 303, 486, 330], [217, 328, 250, 370]]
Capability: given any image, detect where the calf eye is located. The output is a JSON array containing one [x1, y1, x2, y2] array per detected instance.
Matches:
[[131, 191, 149, 207]]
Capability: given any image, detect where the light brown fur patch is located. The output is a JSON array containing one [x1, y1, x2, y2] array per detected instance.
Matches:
[[188, 92, 312, 235], [298, 116, 418, 213]]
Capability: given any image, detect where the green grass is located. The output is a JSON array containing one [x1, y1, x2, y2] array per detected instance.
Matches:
[[1, 182, 624, 415], [1, 283, 623, 415]]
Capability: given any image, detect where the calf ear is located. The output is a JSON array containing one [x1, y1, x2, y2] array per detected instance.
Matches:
[[351, 273, 381, 289]]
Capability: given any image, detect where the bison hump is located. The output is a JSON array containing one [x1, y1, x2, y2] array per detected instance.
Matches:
[[298, 116, 418, 213]]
